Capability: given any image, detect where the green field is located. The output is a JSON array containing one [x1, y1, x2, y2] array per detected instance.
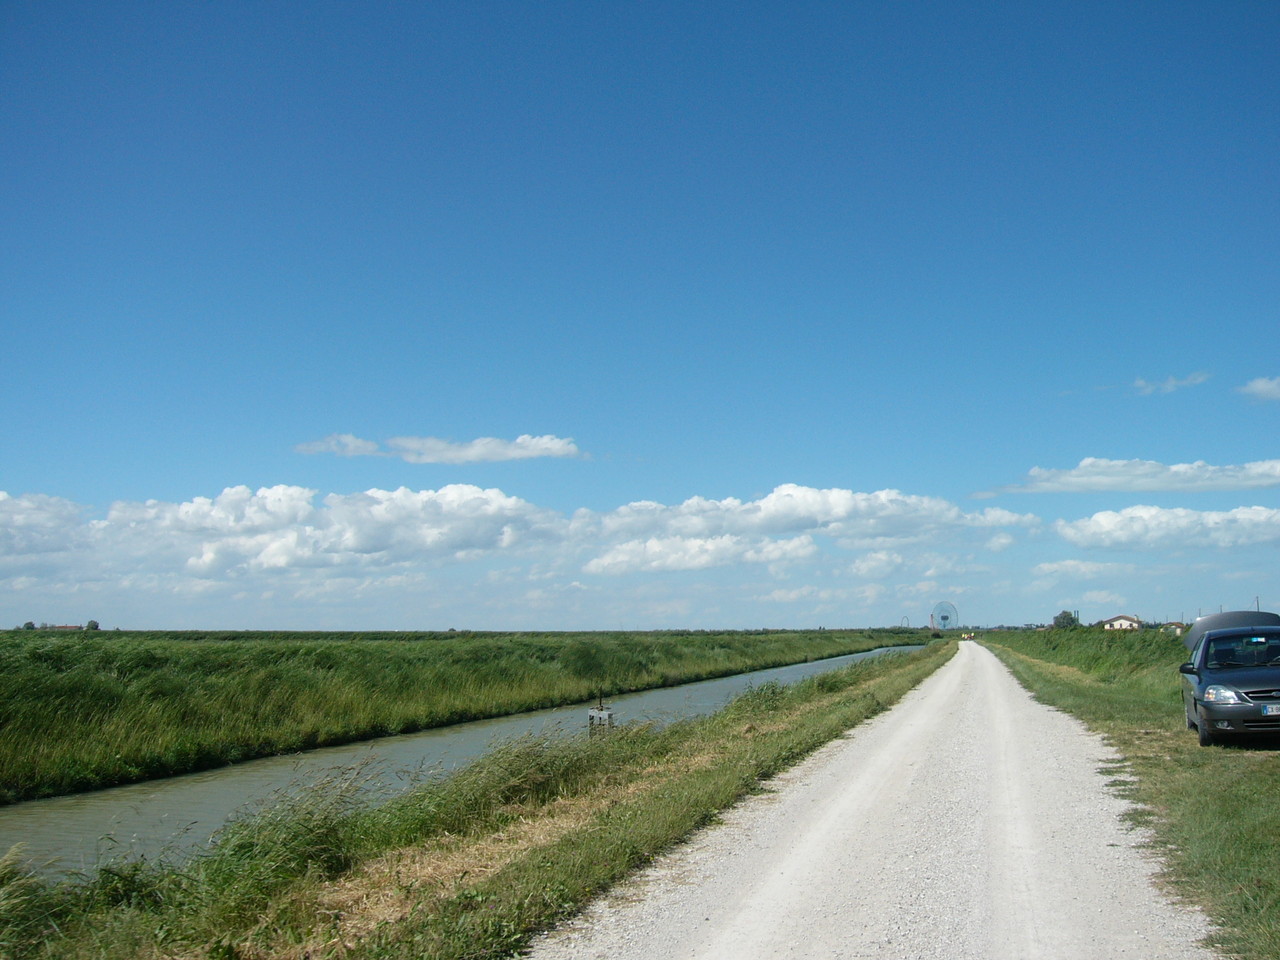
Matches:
[[0, 627, 921, 803], [985, 627, 1280, 960]]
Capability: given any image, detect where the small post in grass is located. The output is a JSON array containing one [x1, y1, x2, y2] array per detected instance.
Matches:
[[588, 693, 614, 737]]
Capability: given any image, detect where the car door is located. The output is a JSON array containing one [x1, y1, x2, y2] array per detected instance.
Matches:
[[1182, 638, 1205, 719]]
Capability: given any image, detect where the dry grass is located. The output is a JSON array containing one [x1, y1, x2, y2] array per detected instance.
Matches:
[[229, 710, 836, 960], [320, 798, 609, 948], [226, 735, 741, 959]]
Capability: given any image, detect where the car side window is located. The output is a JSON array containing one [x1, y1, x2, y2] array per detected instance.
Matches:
[[1193, 639, 1208, 667]]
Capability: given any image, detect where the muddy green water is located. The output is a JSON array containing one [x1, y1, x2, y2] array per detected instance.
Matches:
[[1, 646, 917, 875]]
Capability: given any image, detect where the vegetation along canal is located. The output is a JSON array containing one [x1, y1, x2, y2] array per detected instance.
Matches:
[[1, 645, 917, 875]]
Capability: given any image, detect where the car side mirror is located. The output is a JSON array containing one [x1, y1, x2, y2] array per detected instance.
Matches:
[[1179, 662, 1197, 675]]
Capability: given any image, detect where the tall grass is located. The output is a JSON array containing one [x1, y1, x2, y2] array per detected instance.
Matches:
[[0, 628, 920, 803], [0, 642, 953, 960], [985, 628, 1280, 960]]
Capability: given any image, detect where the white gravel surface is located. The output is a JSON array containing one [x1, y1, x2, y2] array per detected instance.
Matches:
[[524, 641, 1219, 960]]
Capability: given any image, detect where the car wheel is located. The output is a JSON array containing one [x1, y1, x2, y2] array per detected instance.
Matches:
[[1197, 720, 1217, 747]]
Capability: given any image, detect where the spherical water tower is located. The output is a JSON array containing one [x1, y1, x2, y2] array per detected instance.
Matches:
[[930, 601, 959, 631]]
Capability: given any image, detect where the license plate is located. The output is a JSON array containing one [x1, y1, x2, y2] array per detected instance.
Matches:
[[1264, 705, 1280, 716]]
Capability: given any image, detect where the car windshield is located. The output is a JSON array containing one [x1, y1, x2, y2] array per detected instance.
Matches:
[[1205, 634, 1280, 669]]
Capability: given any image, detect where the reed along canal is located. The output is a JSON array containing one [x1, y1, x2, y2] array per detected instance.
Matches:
[[2, 646, 916, 875]]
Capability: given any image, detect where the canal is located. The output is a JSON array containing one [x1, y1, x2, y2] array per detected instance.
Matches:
[[1, 645, 918, 875]]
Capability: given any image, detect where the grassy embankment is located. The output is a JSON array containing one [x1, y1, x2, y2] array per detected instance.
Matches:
[[0, 628, 920, 803], [0, 640, 954, 960], [985, 628, 1280, 960]]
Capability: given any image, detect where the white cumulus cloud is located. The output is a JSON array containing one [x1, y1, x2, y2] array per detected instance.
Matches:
[[108, 484, 318, 534], [986, 532, 1014, 552], [583, 534, 815, 575], [320, 485, 564, 559], [1239, 377, 1280, 401], [0, 492, 85, 556], [992, 457, 1280, 494], [295, 434, 380, 457], [1055, 505, 1280, 549], [296, 433, 581, 463], [1133, 371, 1209, 395], [0, 480, 1045, 627], [1032, 560, 1133, 579], [387, 434, 580, 464], [851, 551, 904, 579], [584, 484, 1036, 546], [89, 484, 565, 579]]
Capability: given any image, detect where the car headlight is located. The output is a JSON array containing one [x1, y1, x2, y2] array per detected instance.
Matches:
[[1204, 685, 1247, 704]]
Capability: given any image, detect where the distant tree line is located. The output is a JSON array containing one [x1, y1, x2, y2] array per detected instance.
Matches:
[[15, 620, 99, 631]]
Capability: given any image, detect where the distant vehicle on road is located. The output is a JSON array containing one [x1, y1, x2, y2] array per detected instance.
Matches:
[[1180, 610, 1280, 746]]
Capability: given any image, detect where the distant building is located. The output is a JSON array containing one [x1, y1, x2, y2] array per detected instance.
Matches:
[[1100, 615, 1142, 631], [1162, 622, 1187, 637]]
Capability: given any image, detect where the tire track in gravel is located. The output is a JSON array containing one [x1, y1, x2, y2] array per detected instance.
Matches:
[[524, 641, 1218, 960]]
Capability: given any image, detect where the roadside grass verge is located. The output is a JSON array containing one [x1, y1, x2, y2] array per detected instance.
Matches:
[[0, 628, 921, 803], [984, 629, 1280, 960], [0, 641, 954, 960]]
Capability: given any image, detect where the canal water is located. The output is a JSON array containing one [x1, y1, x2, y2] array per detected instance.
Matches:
[[2, 645, 917, 875]]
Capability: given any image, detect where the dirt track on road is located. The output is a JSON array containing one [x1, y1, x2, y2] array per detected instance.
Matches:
[[526, 641, 1218, 960]]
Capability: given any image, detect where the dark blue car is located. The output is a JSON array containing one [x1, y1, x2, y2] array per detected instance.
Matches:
[[1181, 612, 1280, 746]]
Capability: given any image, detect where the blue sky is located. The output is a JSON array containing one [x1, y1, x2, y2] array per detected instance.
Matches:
[[2, 1, 1278, 630]]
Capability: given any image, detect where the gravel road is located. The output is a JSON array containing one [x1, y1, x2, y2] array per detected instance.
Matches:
[[525, 641, 1218, 960]]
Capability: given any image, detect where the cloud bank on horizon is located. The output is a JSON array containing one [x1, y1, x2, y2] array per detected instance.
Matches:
[[6, 449, 1280, 630]]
